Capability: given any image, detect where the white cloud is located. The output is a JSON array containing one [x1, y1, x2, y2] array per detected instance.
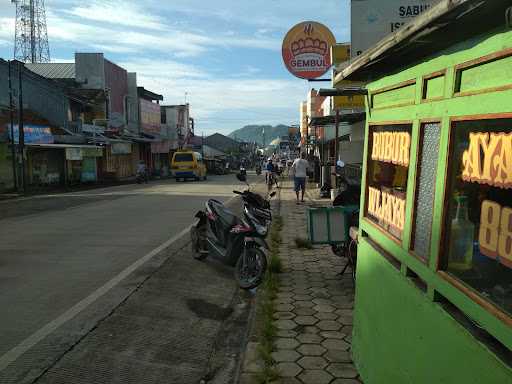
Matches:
[[64, 1, 166, 31], [43, 8, 281, 58], [127, 60, 307, 133], [0, 17, 14, 41]]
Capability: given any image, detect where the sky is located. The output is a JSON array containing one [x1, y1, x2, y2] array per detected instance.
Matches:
[[0, 0, 350, 135]]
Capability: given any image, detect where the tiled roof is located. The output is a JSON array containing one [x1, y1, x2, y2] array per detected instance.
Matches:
[[25, 63, 75, 79]]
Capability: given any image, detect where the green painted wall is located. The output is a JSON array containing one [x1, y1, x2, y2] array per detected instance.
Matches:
[[354, 240, 511, 384], [353, 26, 512, 383]]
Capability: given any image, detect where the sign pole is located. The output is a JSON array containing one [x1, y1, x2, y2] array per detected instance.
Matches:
[[17, 62, 26, 194]]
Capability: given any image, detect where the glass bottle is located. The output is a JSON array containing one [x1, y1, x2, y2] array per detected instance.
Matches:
[[448, 195, 474, 271]]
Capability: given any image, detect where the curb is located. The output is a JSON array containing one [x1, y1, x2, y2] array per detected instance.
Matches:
[[234, 183, 282, 384]]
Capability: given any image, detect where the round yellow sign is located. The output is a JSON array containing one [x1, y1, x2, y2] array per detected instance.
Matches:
[[282, 21, 336, 79]]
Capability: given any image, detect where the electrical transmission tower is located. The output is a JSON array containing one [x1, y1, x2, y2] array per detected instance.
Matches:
[[12, 0, 50, 63]]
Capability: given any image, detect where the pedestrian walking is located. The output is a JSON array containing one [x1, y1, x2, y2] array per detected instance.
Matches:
[[291, 152, 309, 204]]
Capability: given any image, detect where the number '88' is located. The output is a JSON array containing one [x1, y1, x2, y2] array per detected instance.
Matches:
[[479, 200, 512, 268]]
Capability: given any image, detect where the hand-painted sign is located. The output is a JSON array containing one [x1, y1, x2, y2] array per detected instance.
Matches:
[[462, 132, 512, 189], [459, 131, 512, 269], [282, 21, 336, 79], [371, 131, 411, 167], [479, 200, 512, 268], [8, 124, 54, 144], [367, 186, 406, 237]]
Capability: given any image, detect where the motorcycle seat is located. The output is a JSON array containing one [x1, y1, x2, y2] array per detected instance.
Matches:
[[208, 200, 239, 226]]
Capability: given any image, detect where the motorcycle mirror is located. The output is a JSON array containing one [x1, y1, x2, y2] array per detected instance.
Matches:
[[270, 192, 277, 197]]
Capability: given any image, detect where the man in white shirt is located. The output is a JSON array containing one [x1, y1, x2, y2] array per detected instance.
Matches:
[[291, 152, 309, 204]]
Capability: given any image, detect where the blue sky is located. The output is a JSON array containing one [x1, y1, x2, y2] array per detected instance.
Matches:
[[0, 0, 350, 135]]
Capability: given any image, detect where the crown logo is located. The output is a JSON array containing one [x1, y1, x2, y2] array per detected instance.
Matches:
[[291, 38, 328, 57]]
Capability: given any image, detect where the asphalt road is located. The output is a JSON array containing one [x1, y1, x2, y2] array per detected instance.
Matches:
[[0, 174, 258, 383]]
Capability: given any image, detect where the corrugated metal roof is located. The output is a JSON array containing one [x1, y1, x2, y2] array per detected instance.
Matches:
[[25, 63, 75, 79]]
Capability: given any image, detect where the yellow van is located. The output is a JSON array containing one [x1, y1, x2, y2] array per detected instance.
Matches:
[[171, 151, 207, 181]]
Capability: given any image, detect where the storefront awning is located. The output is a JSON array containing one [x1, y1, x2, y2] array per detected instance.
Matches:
[[25, 143, 103, 149], [318, 87, 368, 96], [309, 111, 366, 127]]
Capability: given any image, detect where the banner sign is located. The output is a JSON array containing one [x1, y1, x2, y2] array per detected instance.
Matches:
[[8, 124, 54, 144], [282, 21, 336, 79], [351, 0, 437, 57], [140, 99, 161, 134], [82, 147, 103, 157], [66, 148, 83, 161]]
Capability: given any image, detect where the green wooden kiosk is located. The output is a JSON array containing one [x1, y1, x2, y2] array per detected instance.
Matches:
[[334, 1, 512, 382]]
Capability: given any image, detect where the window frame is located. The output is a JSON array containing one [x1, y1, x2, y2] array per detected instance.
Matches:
[[364, 121, 414, 246], [408, 119, 443, 264], [437, 113, 512, 328]]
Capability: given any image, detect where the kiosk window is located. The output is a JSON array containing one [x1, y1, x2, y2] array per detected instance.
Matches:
[[412, 123, 441, 261], [366, 124, 412, 240], [442, 118, 512, 316]]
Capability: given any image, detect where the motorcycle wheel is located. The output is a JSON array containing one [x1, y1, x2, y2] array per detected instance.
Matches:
[[235, 246, 267, 290]]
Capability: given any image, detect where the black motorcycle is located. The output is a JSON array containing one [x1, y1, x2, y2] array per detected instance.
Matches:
[[190, 174, 270, 289], [136, 170, 148, 184]]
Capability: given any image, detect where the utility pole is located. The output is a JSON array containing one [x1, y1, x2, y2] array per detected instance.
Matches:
[[201, 132, 204, 159], [8, 61, 17, 189], [17, 62, 26, 193], [334, 108, 340, 164]]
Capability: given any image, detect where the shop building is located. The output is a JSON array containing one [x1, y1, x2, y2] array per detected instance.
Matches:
[[334, 1, 512, 382], [0, 59, 96, 191], [161, 104, 193, 149], [136, 87, 168, 177]]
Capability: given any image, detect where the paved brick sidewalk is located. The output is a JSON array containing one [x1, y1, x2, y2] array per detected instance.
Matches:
[[271, 182, 362, 384], [239, 181, 362, 383]]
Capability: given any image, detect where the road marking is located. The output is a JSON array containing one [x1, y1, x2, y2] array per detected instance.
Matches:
[[0, 190, 244, 372], [0, 224, 192, 372]]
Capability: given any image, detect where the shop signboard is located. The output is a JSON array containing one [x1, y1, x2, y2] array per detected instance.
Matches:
[[351, 0, 438, 57], [65, 148, 83, 161], [365, 125, 412, 240], [282, 21, 336, 79], [8, 124, 54, 144], [140, 99, 161, 134], [82, 147, 103, 157], [111, 142, 132, 155]]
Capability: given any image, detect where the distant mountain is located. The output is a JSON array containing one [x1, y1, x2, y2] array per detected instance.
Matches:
[[228, 124, 290, 146]]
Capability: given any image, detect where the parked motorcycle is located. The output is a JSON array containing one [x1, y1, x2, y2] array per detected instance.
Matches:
[[190, 173, 271, 289], [136, 171, 148, 184]]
